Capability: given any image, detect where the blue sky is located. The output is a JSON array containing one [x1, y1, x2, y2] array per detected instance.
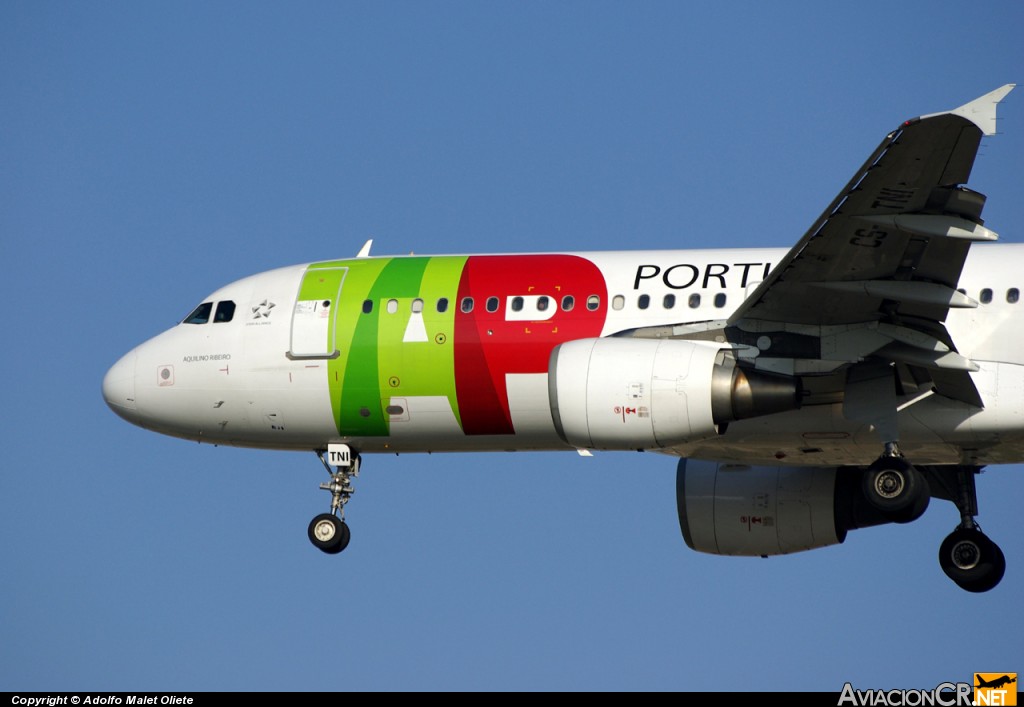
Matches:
[[2, 1, 1022, 691]]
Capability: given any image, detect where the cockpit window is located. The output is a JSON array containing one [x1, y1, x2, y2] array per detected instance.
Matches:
[[183, 302, 213, 324], [214, 301, 236, 323]]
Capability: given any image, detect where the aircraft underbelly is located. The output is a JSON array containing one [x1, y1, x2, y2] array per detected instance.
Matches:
[[670, 403, 962, 466]]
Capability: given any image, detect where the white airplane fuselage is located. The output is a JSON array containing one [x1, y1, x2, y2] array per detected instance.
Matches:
[[102, 243, 1024, 466]]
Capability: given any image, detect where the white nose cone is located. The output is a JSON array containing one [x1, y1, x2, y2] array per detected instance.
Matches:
[[103, 349, 138, 421]]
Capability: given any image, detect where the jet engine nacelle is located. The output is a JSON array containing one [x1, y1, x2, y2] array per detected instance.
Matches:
[[677, 459, 846, 556], [548, 338, 798, 450]]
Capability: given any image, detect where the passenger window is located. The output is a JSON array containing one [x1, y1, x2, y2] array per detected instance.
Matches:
[[412, 298, 424, 313], [663, 294, 676, 309], [387, 299, 398, 314], [214, 300, 236, 323], [486, 296, 499, 313], [561, 295, 574, 311], [183, 302, 213, 325], [437, 298, 449, 313], [714, 293, 727, 308], [1008, 288, 1020, 304], [638, 294, 650, 310], [362, 299, 373, 314], [461, 297, 474, 313], [688, 294, 701, 308], [587, 295, 600, 311], [612, 295, 625, 311], [981, 288, 993, 304], [511, 296, 524, 312], [537, 296, 549, 312]]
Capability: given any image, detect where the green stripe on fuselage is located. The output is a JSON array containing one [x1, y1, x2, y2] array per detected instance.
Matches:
[[341, 258, 429, 435], [324, 258, 391, 434], [377, 256, 466, 430], [320, 255, 467, 437]]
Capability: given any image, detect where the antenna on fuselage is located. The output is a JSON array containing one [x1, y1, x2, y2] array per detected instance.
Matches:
[[356, 239, 373, 258]]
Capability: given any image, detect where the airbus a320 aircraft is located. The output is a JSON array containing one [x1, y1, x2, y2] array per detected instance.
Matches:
[[104, 85, 1017, 593]]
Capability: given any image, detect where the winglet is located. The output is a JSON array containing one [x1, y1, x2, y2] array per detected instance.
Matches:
[[919, 84, 1015, 136], [356, 239, 373, 258]]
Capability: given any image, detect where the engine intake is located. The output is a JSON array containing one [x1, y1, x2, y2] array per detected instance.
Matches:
[[548, 338, 798, 450]]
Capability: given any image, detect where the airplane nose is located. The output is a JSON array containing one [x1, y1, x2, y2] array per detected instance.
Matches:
[[103, 349, 138, 421]]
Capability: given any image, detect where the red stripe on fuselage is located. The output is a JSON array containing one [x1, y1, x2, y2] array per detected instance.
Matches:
[[454, 255, 608, 435]]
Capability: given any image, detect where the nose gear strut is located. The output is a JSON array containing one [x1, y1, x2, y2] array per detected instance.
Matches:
[[319, 449, 357, 519], [307, 446, 359, 554]]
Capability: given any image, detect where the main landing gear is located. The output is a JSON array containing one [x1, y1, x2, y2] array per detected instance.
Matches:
[[861, 443, 929, 524], [862, 444, 1005, 593], [308, 445, 359, 555], [935, 467, 1005, 593]]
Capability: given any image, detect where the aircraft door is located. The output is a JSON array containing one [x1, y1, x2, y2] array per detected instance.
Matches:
[[288, 266, 348, 359]]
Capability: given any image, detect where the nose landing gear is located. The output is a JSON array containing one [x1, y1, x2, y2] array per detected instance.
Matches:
[[308, 445, 358, 555]]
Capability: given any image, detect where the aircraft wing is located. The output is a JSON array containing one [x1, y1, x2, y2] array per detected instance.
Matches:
[[728, 85, 1015, 407]]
